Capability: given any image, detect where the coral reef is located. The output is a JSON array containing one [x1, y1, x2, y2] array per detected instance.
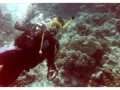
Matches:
[[0, 11, 16, 47], [53, 3, 120, 87], [0, 3, 120, 87]]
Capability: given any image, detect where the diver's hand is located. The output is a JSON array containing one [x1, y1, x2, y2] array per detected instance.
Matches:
[[47, 69, 58, 81]]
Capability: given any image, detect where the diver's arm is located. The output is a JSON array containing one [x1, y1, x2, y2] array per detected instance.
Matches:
[[46, 43, 58, 80], [43, 30, 59, 80], [46, 45, 57, 72]]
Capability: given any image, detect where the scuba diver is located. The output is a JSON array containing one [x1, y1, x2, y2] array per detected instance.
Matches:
[[0, 16, 74, 87], [0, 16, 62, 87]]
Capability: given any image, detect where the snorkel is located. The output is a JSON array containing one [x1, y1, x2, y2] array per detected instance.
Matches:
[[55, 16, 75, 38], [62, 16, 75, 29]]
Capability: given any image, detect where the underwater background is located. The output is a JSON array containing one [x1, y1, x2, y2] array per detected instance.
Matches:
[[0, 3, 120, 87]]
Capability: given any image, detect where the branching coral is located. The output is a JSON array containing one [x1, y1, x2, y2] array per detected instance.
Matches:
[[55, 30, 110, 86]]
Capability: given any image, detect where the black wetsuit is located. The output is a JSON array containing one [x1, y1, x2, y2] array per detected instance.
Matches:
[[0, 23, 59, 86]]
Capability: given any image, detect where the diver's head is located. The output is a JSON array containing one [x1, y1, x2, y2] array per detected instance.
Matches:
[[49, 16, 64, 32]]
